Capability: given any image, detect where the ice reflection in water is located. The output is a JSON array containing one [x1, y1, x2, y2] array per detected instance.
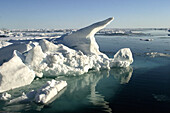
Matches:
[[0, 67, 133, 112], [87, 67, 133, 113]]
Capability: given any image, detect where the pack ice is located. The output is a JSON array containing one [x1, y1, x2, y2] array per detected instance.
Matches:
[[0, 17, 133, 93]]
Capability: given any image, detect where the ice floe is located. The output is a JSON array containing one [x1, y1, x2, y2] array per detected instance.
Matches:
[[0, 41, 12, 49], [146, 52, 170, 57], [35, 79, 67, 104], [7, 79, 67, 105], [0, 92, 11, 100]]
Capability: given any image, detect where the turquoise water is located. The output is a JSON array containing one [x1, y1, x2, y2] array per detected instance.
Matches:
[[0, 30, 170, 113]]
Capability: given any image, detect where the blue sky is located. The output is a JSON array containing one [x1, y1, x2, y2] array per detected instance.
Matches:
[[0, 0, 170, 29]]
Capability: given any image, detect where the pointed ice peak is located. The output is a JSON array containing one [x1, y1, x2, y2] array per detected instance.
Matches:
[[60, 17, 114, 55]]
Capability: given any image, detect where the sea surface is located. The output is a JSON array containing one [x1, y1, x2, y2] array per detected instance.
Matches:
[[0, 29, 170, 113]]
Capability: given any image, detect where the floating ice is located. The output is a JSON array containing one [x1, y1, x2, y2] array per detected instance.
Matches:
[[0, 50, 35, 93], [146, 52, 170, 57], [35, 79, 67, 104], [0, 92, 11, 100], [140, 38, 153, 41], [0, 41, 12, 49], [153, 94, 170, 102], [8, 80, 67, 105], [111, 48, 133, 67]]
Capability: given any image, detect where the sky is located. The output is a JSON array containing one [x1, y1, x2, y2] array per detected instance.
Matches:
[[0, 0, 170, 29]]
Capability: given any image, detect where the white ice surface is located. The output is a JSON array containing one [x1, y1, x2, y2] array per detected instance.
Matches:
[[0, 50, 35, 93], [58, 17, 114, 55], [7, 80, 67, 105], [25, 45, 46, 78], [24, 39, 133, 77], [146, 52, 170, 57], [0, 92, 11, 100], [0, 41, 12, 49], [35, 79, 67, 104]]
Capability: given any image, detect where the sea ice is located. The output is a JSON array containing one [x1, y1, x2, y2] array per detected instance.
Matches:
[[0, 50, 35, 93], [146, 52, 170, 57], [35, 79, 67, 104], [0, 41, 12, 49], [0, 92, 11, 100], [7, 79, 67, 105]]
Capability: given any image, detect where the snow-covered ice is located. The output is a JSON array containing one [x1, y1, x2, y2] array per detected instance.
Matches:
[[35, 79, 67, 104], [57, 17, 114, 55], [0, 50, 35, 93], [0, 41, 12, 49], [7, 79, 67, 105], [0, 92, 11, 100]]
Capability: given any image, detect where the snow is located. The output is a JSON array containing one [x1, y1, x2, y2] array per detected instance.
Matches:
[[0, 41, 12, 49], [0, 50, 35, 93], [25, 45, 46, 77], [35, 79, 67, 104], [0, 92, 11, 100], [58, 17, 114, 55], [27, 40, 132, 76]]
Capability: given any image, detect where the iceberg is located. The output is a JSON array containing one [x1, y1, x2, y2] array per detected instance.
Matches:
[[0, 50, 35, 93], [0, 17, 133, 93]]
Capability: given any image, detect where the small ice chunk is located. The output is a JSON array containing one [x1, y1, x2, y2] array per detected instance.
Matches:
[[114, 48, 133, 63], [7, 91, 36, 104], [111, 48, 133, 67], [146, 52, 170, 57], [140, 39, 153, 41], [0, 41, 12, 49], [0, 92, 11, 100], [35, 79, 67, 104]]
